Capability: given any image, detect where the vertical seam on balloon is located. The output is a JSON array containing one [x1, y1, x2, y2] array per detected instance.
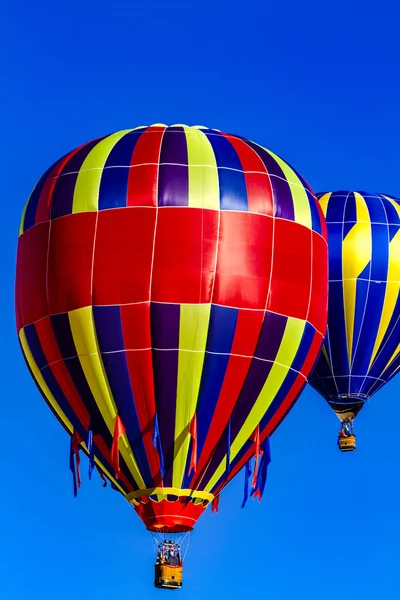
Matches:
[[348, 194, 374, 396], [187, 130, 225, 492], [125, 126, 160, 485], [173, 129, 203, 489], [340, 192, 352, 394], [201, 145, 276, 492], [188, 130, 223, 492], [209, 141, 221, 304], [45, 205, 54, 326], [357, 195, 391, 394], [264, 153, 276, 314], [305, 228, 313, 328], [90, 213, 99, 306], [202, 148, 278, 493], [149, 126, 166, 487], [319, 197, 340, 397]]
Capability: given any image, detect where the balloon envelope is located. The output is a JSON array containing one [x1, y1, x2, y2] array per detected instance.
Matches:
[[16, 124, 328, 532], [310, 190, 400, 418]]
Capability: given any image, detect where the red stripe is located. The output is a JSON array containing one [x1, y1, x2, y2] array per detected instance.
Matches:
[[211, 495, 220, 513], [267, 219, 311, 320], [222, 133, 273, 216], [299, 329, 324, 378], [127, 126, 166, 207], [212, 212, 273, 310], [151, 208, 218, 303], [47, 213, 96, 314], [120, 304, 160, 483], [189, 414, 198, 474], [111, 415, 126, 479], [93, 208, 156, 305], [34, 317, 91, 429], [72, 430, 83, 489], [251, 425, 260, 488]]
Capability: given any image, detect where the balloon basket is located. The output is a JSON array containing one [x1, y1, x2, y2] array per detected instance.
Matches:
[[338, 435, 356, 452], [154, 564, 183, 589]]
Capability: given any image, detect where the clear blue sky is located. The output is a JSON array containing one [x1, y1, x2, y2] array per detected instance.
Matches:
[[1, 1, 400, 598]]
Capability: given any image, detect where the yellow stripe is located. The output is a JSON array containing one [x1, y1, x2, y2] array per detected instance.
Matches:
[[370, 230, 400, 366], [172, 304, 211, 489], [204, 317, 306, 493], [126, 488, 214, 502], [318, 193, 331, 218], [72, 130, 133, 213], [183, 126, 220, 210], [19, 199, 30, 236], [322, 345, 330, 365], [19, 329, 73, 432], [263, 147, 312, 229], [342, 192, 372, 363], [68, 306, 145, 488]]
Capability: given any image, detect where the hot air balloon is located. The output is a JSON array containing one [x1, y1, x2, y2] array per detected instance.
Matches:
[[15, 124, 328, 588], [309, 191, 400, 451]]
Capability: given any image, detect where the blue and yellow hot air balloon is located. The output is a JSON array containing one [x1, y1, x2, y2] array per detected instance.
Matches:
[[309, 190, 400, 451], [15, 124, 328, 587]]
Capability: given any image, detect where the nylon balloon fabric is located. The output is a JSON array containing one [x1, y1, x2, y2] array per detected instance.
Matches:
[[309, 191, 400, 418], [16, 124, 328, 532]]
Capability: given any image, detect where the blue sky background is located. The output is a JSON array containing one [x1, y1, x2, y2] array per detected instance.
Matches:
[[1, 1, 400, 598]]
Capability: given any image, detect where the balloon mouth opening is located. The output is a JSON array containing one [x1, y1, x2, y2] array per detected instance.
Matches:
[[329, 397, 366, 420], [133, 495, 210, 533], [148, 522, 193, 533]]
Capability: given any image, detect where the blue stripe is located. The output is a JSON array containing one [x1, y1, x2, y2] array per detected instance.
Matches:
[[369, 292, 400, 380], [366, 193, 388, 223], [192, 306, 238, 461], [327, 223, 344, 281], [51, 139, 103, 219], [98, 131, 143, 210], [305, 188, 322, 235], [326, 282, 349, 378], [204, 132, 248, 211], [150, 302, 180, 487], [24, 324, 47, 369], [325, 192, 347, 224], [343, 193, 356, 237], [24, 163, 58, 231], [247, 142, 295, 221]]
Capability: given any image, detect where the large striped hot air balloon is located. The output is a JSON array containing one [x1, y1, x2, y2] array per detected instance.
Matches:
[[309, 190, 400, 451], [15, 124, 328, 587]]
